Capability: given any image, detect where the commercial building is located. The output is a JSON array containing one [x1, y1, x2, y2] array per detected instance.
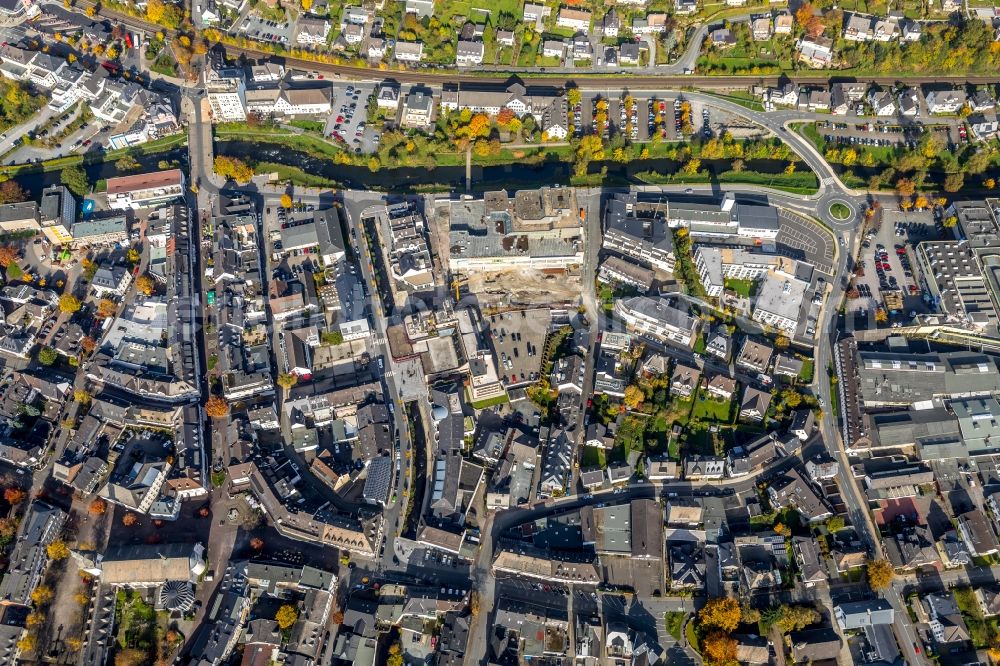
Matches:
[[856, 348, 1000, 407], [602, 193, 675, 273], [107, 169, 186, 210], [70, 215, 128, 247], [39, 184, 75, 245], [205, 66, 247, 121], [0, 201, 39, 233]]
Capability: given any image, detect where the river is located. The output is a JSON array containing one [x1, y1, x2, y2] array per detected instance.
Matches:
[[216, 141, 798, 192]]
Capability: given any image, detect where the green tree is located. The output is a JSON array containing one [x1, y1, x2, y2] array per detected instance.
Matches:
[[37, 347, 57, 366], [114, 154, 139, 173], [61, 165, 89, 197]]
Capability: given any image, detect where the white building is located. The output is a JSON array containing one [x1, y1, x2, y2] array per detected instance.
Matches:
[[613, 296, 700, 348], [394, 41, 424, 63], [205, 66, 247, 121]]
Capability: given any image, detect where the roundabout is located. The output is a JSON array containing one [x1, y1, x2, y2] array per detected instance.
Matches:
[[830, 202, 852, 221]]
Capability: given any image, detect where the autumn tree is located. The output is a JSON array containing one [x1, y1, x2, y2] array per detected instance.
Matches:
[[89, 498, 107, 515], [122, 512, 139, 527], [276, 374, 298, 390], [702, 631, 738, 666], [623, 385, 644, 410], [0, 245, 17, 267], [874, 308, 889, 323], [30, 585, 53, 605], [895, 177, 916, 198], [0, 180, 25, 204], [58, 293, 81, 313], [80, 336, 97, 354], [826, 515, 845, 532], [214, 156, 254, 184], [774, 335, 790, 349], [97, 299, 118, 318], [46, 539, 70, 560], [280, 193, 293, 209], [698, 596, 741, 633], [65, 636, 83, 651], [4, 487, 25, 504], [115, 649, 148, 666], [275, 604, 298, 629], [25, 611, 44, 627], [944, 172, 964, 193], [866, 559, 894, 590], [135, 274, 155, 296], [126, 248, 140, 265], [250, 537, 265, 550], [16, 634, 35, 653], [773, 522, 791, 537], [205, 396, 229, 418]]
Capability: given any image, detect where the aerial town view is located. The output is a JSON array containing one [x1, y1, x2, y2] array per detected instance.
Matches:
[[0, 0, 1000, 663]]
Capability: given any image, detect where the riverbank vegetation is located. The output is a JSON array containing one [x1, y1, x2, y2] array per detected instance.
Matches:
[[799, 120, 1000, 196]]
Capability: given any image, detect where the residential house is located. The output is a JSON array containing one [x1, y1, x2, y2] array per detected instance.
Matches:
[[401, 90, 434, 130], [684, 455, 725, 480], [926, 89, 967, 114], [619, 42, 642, 65], [394, 41, 424, 63], [790, 409, 815, 440], [971, 90, 995, 112], [739, 386, 772, 422], [736, 338, 773, 374], [376, 83, 400, 110], [670, 363, 699, 398], [831, 81, 867, 114], [710, 28, 737, 49], [543, 40, 566, 58], [797, 36, 834, 68], [957, 510, 1000, 556], [497, 30, 515, 47], [868, 87, 896, 116], [835, 600, 894, 630], [751, 16, 773, 40], [296, 17, 331, 45], [894, 87, 920, 116], [675, 0, 698, 14], [91, 265, 133, 298], [705, 327, 732, 361], [706, 374, 737, 401], [774, 12, 793, 34], [602, 9, 620, 37], [789, 628, 842, 663], [522, 2, 551, 28], [585, 423, 615, 450], [773, 354, 804, 378], [976, 588, 1000, 617], [556, 8, 591, 31], [613, 297, 700, 348], [767, 469, 832, 523], [456, 41, 484, 67]]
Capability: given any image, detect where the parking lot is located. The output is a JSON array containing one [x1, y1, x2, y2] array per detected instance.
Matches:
[[816, 119, 964, 151], [776, 208, 837, 277], [487, 308, 553, 388], [847, 210, 935, 322], [324, 83, 379, 155]]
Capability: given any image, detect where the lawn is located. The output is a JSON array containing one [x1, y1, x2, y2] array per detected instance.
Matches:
[[690, 388, 733, 422], [799, 359, 815, 384], [724, 277, 756, 298], [468, 393, 510, 410], [665, 612, 686, 641], [580, 446, 607, 469]]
